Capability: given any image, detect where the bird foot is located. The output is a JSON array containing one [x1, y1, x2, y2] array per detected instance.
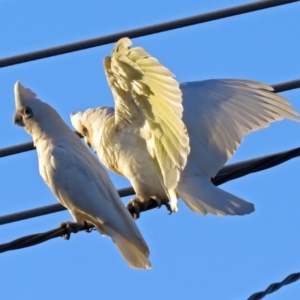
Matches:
[[59, 221, 94, 240], [126, 197, 173, 218], [83, 221, 95, 233], [155, 198, 173, 215], [59, 221, 81, 240], [126, 197, 145, 220]]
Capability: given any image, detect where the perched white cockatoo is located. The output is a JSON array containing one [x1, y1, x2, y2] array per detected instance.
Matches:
[[72, 37, 190, 216], [71, 37, 299, 218], [13, 81, 151, 269]]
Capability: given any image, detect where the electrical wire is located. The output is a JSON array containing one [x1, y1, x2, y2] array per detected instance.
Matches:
[[0, 2, 299, 299], [0, 222, 94, 253], [247, 272, 300, 300], [0, 187, 134, 225], [1, 146, 299, 225], [0, 0, 298, 68], [1, 78, 299, 159]]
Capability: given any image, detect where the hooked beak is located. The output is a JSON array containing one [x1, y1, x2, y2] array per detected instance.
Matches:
[[13, 112, 24, 126], [84, 136, 91, 148]]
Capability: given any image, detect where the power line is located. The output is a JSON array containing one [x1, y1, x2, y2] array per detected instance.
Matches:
[[247, 272, 300, 300], [1, 147, 299, 225], [213, 147, 300, 186], [0, 4, 299, 300], [0, 187, 134, 225], [1, 78, 299, 159], [0, 0, 298, 68], [0, 141, 34, 158], [1, 223, 300, 300], [272, 79, 300, 93], [0, 151, 299, 298], [0, 222, 93, 253], [0, 132, 81, 158]]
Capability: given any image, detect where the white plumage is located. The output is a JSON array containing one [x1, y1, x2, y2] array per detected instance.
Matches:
[[13, 81, 151, 269], [71, 38, 299, 217], [176, 79, 299, 215], [73, 37, 189, 213]]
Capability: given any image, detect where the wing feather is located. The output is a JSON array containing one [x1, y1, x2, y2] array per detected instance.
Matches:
[[181, 79, 299, 179], [104, 37, 190, 189]]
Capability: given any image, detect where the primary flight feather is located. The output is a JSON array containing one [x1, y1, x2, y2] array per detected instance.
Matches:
[[13, 81, 151, 269], [71, 37, 299, 218], [73, 37, 190, 213]]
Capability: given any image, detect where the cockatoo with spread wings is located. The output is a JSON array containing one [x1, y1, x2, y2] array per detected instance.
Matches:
[[13, 81, 151, 269], [71, 37, 299, 219], [73, 37, 190, 216]]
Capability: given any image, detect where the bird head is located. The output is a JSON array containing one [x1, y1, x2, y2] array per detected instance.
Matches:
[[70, 107, 114, 149], [13, 81, 65, 138], [13, 81, 44, 132]]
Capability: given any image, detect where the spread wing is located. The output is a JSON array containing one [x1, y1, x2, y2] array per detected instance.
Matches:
[[181, 79, 299, 179], [103, 37, 189, 189]]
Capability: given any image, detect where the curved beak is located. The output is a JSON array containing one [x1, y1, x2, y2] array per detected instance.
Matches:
[[13, 112, 24, 127], [84, 136, 91, 148]]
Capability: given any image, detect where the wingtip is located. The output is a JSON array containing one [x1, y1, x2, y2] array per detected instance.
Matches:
[[114, 37, 132, 53]]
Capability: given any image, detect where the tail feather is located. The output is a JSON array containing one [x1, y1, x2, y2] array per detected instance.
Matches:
[[177, 174, 254, 216], [102, 225, 152, 269]]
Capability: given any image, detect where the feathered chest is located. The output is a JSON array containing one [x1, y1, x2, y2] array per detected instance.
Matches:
[[98, 121, 151, 177]]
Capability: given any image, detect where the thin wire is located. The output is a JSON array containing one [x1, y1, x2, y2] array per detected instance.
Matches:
[[0, 145, 300, 261], [0, 222, 93, 253], [247, 272, 300, 300], [272, 79, 300, 93], [0, 0, 298, 68], [0, 131, 82, 158], [2, 228, 300, 300], [1, 78, 299, 159], [1, 147, 299, 225], [214, 147, 300, 185], [0, 187, 134, 225], [0, 2, 299, 298]]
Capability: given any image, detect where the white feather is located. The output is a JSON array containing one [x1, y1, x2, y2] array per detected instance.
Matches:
[[70, 40, 299, 217], [103, 37, 190, 193], [177, 79, 299, 215], [14, 81, 151, 269]]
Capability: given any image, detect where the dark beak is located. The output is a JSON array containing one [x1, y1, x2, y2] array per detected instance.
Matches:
[[13, 112, 24, 126]]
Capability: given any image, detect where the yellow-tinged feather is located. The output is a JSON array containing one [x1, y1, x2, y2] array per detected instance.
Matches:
[[104, 37, 190, 192]]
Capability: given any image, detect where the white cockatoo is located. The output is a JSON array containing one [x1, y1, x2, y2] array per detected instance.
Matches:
[[71, 37, 299, 218], [13, 81, 151, 269], [72, 38, 190, 216]]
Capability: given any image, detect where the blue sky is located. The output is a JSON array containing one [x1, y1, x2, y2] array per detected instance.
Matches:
[[0, 0, 300, 299]]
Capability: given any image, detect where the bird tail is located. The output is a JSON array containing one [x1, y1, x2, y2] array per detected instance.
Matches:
[[99, 225, 152, 269], [176, 174, 254, 216]]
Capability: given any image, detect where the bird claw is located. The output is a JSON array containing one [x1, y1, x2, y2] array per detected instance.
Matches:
[[155, 199, 172, 215], [126, 197, 144, 219], [83, 221, 95, 233], [126, 197, 173, 218], [59, 221, 81, 240], [59, 221, 94, 240]]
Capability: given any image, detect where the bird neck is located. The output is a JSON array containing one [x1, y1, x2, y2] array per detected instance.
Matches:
[[30, 116, 75, 148]]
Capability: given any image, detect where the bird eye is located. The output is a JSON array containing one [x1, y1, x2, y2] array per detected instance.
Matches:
[[82, 127, 89, 136], [23, 107, 33, 119]]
